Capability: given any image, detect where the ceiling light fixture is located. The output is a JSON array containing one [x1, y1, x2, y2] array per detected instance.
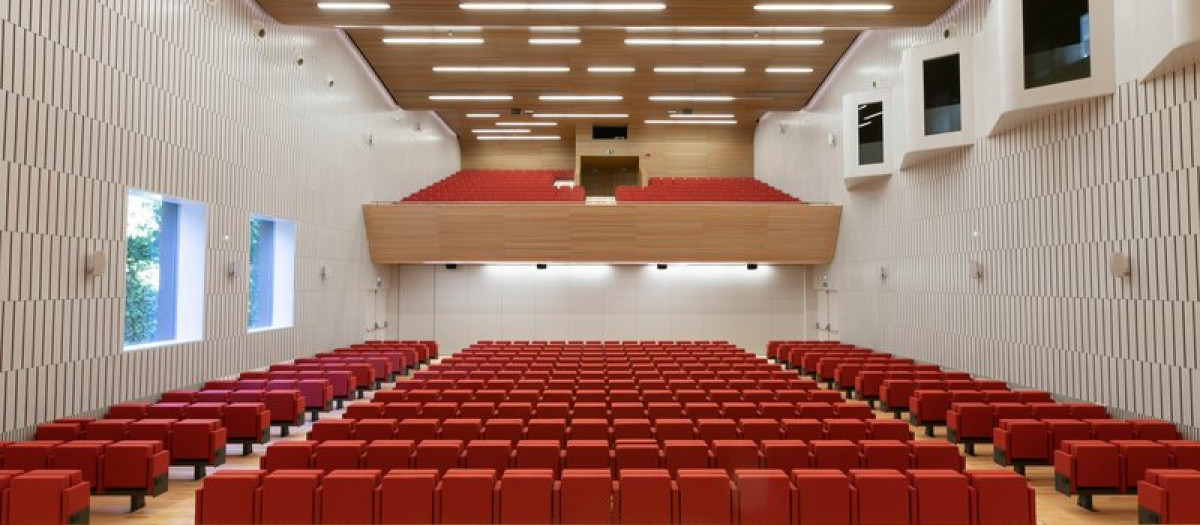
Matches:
[[529, 38, 582, 45], [473, 129, 533, 133], [754, 3, 894, 11], [626, 38, 823, 46], [644, 119, 738, 125], [461, 2, 666, 11], [383, 37, 485, 44], [533, 113, 629, 118], [588, 66, 637, 73], [766, 67, 816, 73], [496, 122, 559, 126], [477, 135, 563, 141], [539, 95, 624, 101], [654, 66, 746, 73], [649, 95, 735, 102], [429, 95, 514, 101], [529, 26, 581, 32], [433, 66, 571, 73], [317, 2, 390, 10], [625, 26, 824, 33], [467, 113, 502, 118], [670, 113, 736, 119]]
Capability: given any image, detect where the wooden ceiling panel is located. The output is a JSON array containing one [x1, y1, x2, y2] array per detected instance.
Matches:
[[254, 0, 955, 137]]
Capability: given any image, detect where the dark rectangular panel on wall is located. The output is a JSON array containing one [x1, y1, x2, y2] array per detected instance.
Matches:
[[363, 203, 842, 264]]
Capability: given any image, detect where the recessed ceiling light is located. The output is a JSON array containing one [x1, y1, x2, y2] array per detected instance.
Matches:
[[380, 25, 484, 32], [466, 113, 501, 118], [477, 135, 563, 141], [539, 95, 624, 101], [433, 66, 571, 73], [654, 67, 746, 73], [383, 37, 485, 44], [626, 38, 823, 46], [461, 2, 666, 11], [317, 2, 390, 10], [496, 122, 559, 126], [766, 67, 815, 73], [670, 113, 736, 119], [533, 113, 629, 118], [625, 26, 824, 33], [644, 119, 738, 125], [754, 3, 893, 11], [588, 66, 637, 73], [529, 38, 582, 45], [649, 95, 735, 102], [473, 129, 533, 133], [529, 26, 580, 32], [429, 95, 514, 101]]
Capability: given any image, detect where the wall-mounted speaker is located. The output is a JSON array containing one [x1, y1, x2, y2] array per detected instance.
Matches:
[[1110, 253, 1132, 278]]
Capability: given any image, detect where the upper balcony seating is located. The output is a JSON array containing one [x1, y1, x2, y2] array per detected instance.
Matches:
[[403, 170, 585, 202], [616, 177, 800, 202]]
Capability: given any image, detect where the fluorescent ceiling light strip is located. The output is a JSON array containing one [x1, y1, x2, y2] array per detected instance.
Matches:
[[766, 67, 815, 73], [644, 120, 737, 124], [318, 2, 390, 10], [626, 38, 822, 46], [533, 113, 629, 118], [529, 38, 582, 44], [477, 135, 563, 141], [496, 122, 558, 126], [382, 25, 483, 32], [433, 66, 570, 73], [754, 3, 893, 11], [384, 37, 485, 44], [429, 95, 514, 100], [473, 129, 532, 133], [461, 2, 666, 11], [539, 95, 624, 101], [649, 95, 735, 102], [626, 26, 824, 33], [670, 113, 735, 119], [529, 26, 581, 32], [466, 113, 501, 118], [588, 66, 637, 73], [654, 67, 746, 73]]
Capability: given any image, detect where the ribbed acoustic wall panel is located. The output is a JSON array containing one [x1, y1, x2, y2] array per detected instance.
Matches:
[[0, 0, 461, 439], [756, 0, 1200, 438]]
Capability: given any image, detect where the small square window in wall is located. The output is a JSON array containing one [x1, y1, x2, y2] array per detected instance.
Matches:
[[123, 190, 207, 350], [248, 216, 296, 331]]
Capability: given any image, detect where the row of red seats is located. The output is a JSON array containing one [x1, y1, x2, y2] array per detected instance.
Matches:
[[905, 388, 1050, 435], [615, 177, 800, 203], [42, 406, 267, 459], [0, 440, 166, 513], [261, 438, 963, 476], [1054, 440, 1200, 511], [0, 469, 90, 525], [105, 398, 290, 443], [951, 402, 1171, 454], [34, 417, 226, 481], [388, 383, 829, 400], [994, 419, 1193, 472], [309, 417, 916, 443], [162, 385, 329, 426], [1139, 468, 1200, 524], [197, 467, 1032, 525], [402, 170, 586, 202], [245, 368, 360, 404], [343, 399, 873, 421]]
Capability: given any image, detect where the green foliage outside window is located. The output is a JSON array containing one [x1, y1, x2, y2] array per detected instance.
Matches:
[[124, 195, 162, 345]]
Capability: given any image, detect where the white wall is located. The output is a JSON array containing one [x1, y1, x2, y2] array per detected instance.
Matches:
[[394, 265, 810, 355], [756, 0, 1200, 436], [0, 0, 460, 438]]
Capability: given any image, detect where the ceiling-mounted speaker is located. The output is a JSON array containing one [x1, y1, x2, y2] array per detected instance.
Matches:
[[1110, 253, 1132, 278], [682, 108, 694, 114], [510, 108, 522, 115]]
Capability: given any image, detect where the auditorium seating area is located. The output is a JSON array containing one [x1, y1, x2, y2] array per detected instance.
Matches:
[[402, 170, 585, 202], [615, 178, 800, 202]]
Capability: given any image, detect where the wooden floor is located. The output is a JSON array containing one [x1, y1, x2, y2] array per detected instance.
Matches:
[[89, 363, 1140, 525]]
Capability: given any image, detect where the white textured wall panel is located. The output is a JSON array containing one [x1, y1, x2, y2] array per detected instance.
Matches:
[[756, 0, 1200, 437], [0, 0, 461, 439]]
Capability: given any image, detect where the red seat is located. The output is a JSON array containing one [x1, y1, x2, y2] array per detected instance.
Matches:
[[654, 419, 696, 441], [498, 469, 554, 524], [565, 440, 613, 469], [439, 469, 498, 524], [849, 469, 910, 525], [824, 420, 868, 442], [1161, 441, 1200, 469], [1053, 441, 1120, 509], [344, 402, 384, 420], [865, 419, 913, 441], [992, 420, 1048, 469], [195, 470, 263, 524], [909, 441, 964, 471], [1131, 420, 1180, 440], [526, 419, 568, 442], [170, 419, 227, 477], [105, 403, 150, 419], [497, 402, 535, 420], [319, 470, 380, 525], [557, 469, 614, 524], [397, 419, 440, 441], [1087, 419, 1135, 440], [441, 418, 484, 441], [1138, 469, 1200, 525], [782, 419, 826, 441], [612, 419, 654, 440], [309, 419, 355, 442], [859, 440, 910, 471], [464, 440, 513, 470], [739, 419, 782, 442], [223, 403, 270, 453], [967, 471, 1036, 525], [84, 419, 133, 441], [615, 439, 663, 469], [313, 440, 365, 471], [712, 440, 760, 473], [677, 469, 735, 525], [100, 440, 169, 501], [796, 403, 836, 419], [792, 470, 851, 525], [664, 440, 712, 473], [48, 441, 107, 489], [260, 470, 322, 525], [2, 442, 59, 470], [762, 440, 809, 472], [34, 423, 82, 441], [734, 470, 790, 525], [364, 440, 415, 471], [570, 419, 611, 441], [698, 419, 739, 441], [908, 470, 970, 525], [379, 470, 439, 524], [260, 440, 316, 471], [832, 403, 873, 420], [617, 469, 674, 525], [809, 440, 859, 472], [415, 440, 464, 474], [514, 440, 561, 474]]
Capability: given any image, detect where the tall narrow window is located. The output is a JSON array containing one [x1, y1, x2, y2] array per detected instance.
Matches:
[[1023, 0, 1091, 89], [857, 101, 885, 166], [248, 216, 295, 331], [124, 190, 206, 349], [923, 54, 962, 136]]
